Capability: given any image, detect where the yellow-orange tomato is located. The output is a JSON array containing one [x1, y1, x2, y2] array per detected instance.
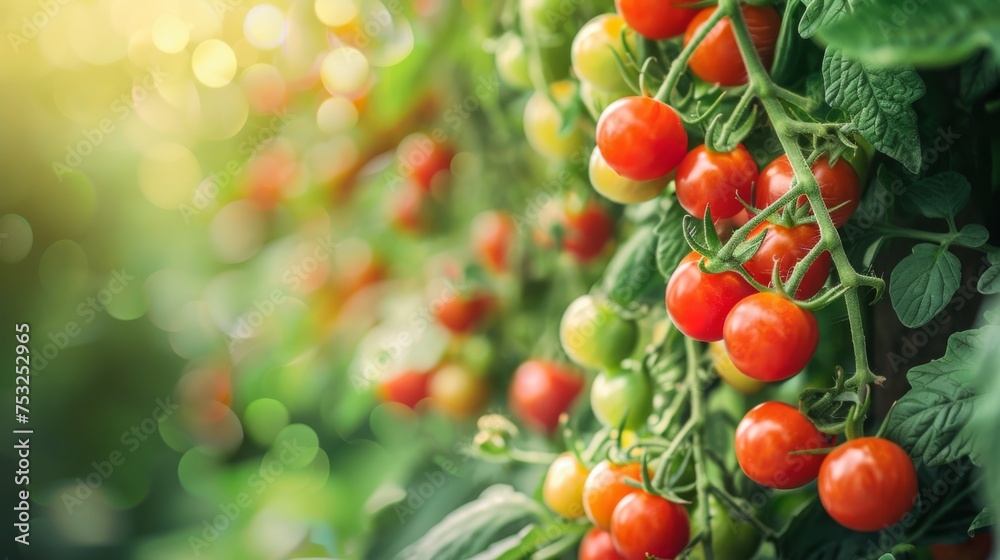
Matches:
[[429, 364, 490, 419], [542, 452, 590, 519], [710, 341, 766, 394], [582, 460, 646, 530], [524, 81, 585, 159]]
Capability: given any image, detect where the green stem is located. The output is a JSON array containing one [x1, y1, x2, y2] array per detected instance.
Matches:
[[654, 7, 728, 103], [872, 225, 1000, 253], [784, 239, 829, 299], [653, 417, 696, 487], [685, 337, 714, 560]]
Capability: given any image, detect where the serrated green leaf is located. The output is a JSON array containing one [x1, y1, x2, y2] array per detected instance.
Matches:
[[900, 172, 971, 220], [978, 266, 1000, 294], [799, 0, 861, 38], [817, 0, 1000, 68], [823, 50, 925, 173], [396, 485, 545, 560], [962, 50, 1000, 102], [655, 204, 690, 280], [601, 223, 660, 310], [890, 244, 962, 328], [957, 224, 990, 248], [969, 507, 994, 536], [885, 327, 989, 466]]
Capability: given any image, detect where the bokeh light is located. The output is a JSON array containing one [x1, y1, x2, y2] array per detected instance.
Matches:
[[320, 46, 370, 95], [151, 15, 191, 54], [191, 39, 238, 88], [243, 4, 287, 51]]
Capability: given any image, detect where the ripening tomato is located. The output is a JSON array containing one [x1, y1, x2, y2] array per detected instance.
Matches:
[[579, 527, 625, 560], [434, 291, 494, 334], [675, 144, 758, 219], [735, 402, 834, 489], [538, 198, 615, 262], [543, 452, 590, 519], [666, 252, 757, 342], [615, 0, 700, 40], [429, 364, 489, 419], [743, 221, 832, 300], [684, 5, 780, 87], [610, 492, 691, 560], [582, 461, 645, 530], [818, 437, 918, 532], [709, 341, 766, 394], [754, 155, 862, 228], [397, 133, 454, 193], [589, 148, 670, 204], [572, 14, 637, 91], [509, 360, 585, 432], [723, 293, 819, 382], [495, 32, 532, 89], [560, 294, 639, 369], [525, 81, 586, 159], [378, 370, 433, 409], [596, 96, 688, 181], [931, 532, 994, 560], [590, 368, 652, 430], [471, 210, 517, 273]]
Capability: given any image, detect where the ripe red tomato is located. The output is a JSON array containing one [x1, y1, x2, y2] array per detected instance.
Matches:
[[610, 492, 690, 560], [743, 221, 832, 300], [931, 532, 994, 560], [434, 291, 494, 334], [538, 199, 615, 262], [378, 370, 433, 409], [596, 96, 688, 182], [579, 527, 624, 560], [735, 402, 834, 489], [582, 461, 645, 530], [509, 360, 584, 432], [754, 155, 862, 228], [615, 0, 700, 40], [429, 364, 489, 419], [666, 252, 757, 342], [723, 293, 818, 381], [397, 133, 454, 192], [818, 437, 919, 532], [471, 210, 516, 273], [684, 5, 780, 87], [675, 144, 759, 219], [543, 452, 590, 519]]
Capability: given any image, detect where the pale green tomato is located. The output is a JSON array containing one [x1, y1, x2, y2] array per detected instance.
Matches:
[[688, 496, 762, 560], [559, 294, 638, 369], [571, 14, 637, 92], [520, 0, 566, 32], [590, 368, 652, 430], [495, 33, 532, 89], [589, 147, 669, 204], [524, 80, 585, 160]]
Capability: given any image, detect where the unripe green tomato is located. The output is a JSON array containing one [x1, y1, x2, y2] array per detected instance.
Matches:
[[571, 14, 637, 92], [524, 81, 585, 159], [495, 33, 532, 89], [458, 335, 495, 373], [520, 0, 568, 32], [559, 294, 639, 369], [589, 147, 670, 204], [590, 368, 652, 430], [688, 496, 762, 560]]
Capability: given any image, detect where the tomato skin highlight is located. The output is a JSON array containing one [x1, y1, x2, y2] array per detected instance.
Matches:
[[675, 144, 759, 219], [735, 402, 833, 489], [579, 527, 625, 560], [582, 461, 645, 530], [818, 437, 919, 532], [743, 221, 832, 300], [508, 360, 585, 432], [615, 0, 700, 40], [543, 452, 591, 519], [723, 293, 819, 382], [684, 5, 780, 87], [596, 96, 688, 182], [378, 370, 433, 409], [754, 154, 862, 228], [610, 492, 691, 560], [931, 532, 994, 560], [666, 252, 757, 342]]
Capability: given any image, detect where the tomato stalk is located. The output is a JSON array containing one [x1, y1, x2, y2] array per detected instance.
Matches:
[[685, 337, 715, 560]]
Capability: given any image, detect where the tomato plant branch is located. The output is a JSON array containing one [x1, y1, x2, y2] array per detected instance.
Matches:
[[685, 337, 714, 560]]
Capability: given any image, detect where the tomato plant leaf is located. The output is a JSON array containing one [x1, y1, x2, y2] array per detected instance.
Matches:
[[889, 244, 962, 328], [655, 203, 689, 280], [977, 266, 1000, 294], [961, 50, 1000, 102], [395, 485, 546, 560], [776, 498, 870, 560], [885, 327, 989, 466], [798, 0, 860, 39], [600, 223, 660, 311], [817, 0, 1000, 68], [969, 507, 994, 536], [823, 50, 925, 173], [877, 555, 894, 560], [899, 172, 971, 221], [956, 224, 990, 248]]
